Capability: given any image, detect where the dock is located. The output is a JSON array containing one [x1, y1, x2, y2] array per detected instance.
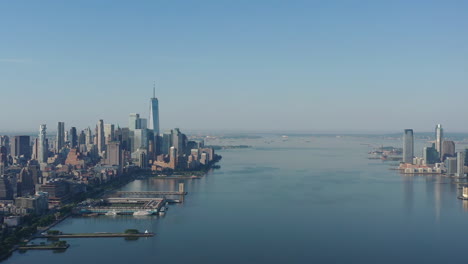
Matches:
[[39, 232, 154, 238], [115, 191, 187, 196]]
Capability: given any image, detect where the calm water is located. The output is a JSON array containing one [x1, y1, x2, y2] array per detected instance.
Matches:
[[5, 136, 468, 264]]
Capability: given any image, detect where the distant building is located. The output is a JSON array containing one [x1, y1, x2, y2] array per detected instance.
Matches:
[[0, 175, 14, 200], [441, 140, 455, 161], [38, 124, 48, 163], [97, 120, 105, 154], [104, 123, 115, 144], [14, 192, 48, 215], [435, 124, 443, 159], [11, 136, 31, 160], [403, 129, 414, 164], [457, 152, 465, 177], [445, 157, 457, 176], [70, 127, 78, 148], [104, 141, 121, 167], [423, 144, 439, 165], [148, 86, 160, 137], [56, 122, 65, 152]]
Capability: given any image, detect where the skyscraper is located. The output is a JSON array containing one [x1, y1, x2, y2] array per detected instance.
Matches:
[[104, 124, 115, 144], [403, 129, 414, 164], [148, 85, 160, 136], [11, 136, 31, 159], [38, 124, 48, 163], [97, 120, 105, 154], [128, 113, 140, 131], [457, 151, 465, 177], [85, 127, 92, 145], [441, 140, 455, 161], [70, 127, 78, 148], [435, 124, 443, 158], [57, 122, 65, 152]]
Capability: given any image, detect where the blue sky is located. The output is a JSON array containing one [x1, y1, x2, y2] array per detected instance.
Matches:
[[1, 0, 468, 133]]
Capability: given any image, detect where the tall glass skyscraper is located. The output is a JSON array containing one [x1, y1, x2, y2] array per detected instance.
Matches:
[[435, 124, 443, 159], [148, 87, 159, 136], [403, 129, 414, 164], [38, 124, 47, 163]]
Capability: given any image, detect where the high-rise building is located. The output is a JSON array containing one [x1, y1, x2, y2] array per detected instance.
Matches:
[[129, 113, 140, 131], [457, 151, 465, 177], [446, 157, 457, 175], [435, 124, 443, 159], [104, 124, 115, 144], [10, 136, 31, 159], [104, 141, 121, 166], [441, 140, 455, 161], [162, 130, 172, 155], [57, 122, 65, 152], [403, 129, 414, 164], [38, 124, 48, 163], [148, 86, 160, 137], [97, 120, 105, 154], [423, 144, 439, 165], [85, 127, 92, 145], [70, 127, 78, 148], [132, 129, 148, 152], [0, 136, 10, 155]]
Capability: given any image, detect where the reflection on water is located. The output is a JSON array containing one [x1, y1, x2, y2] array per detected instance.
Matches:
[[6, 136, 468, 264]]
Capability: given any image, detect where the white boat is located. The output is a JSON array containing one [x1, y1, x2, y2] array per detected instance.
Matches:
[[160, 206, 166, 212], [133, 211, 152, 216], [105, 210, 118, 216]]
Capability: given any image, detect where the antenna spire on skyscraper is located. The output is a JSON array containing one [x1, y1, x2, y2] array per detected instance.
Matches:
[[153, 81, 156, 98]]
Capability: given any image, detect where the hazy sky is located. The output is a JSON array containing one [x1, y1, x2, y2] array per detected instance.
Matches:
[[1, 0, 468, 133]]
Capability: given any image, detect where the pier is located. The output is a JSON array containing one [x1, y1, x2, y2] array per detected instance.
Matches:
[[115, 191, 187, 196], [38, 232, 154, 238]]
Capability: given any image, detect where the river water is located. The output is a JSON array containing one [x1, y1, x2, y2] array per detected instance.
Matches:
[[4, 135, 468, 264]]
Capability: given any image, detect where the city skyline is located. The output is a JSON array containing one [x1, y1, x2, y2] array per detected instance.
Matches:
[[1, 1, 468, 132]]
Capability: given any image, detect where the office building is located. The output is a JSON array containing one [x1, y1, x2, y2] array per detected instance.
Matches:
[[38, 124, 48, 163], [11, 136, 31, 159], [403, 129, 414, 164], [104, 141, 121, 166], [441, 140, 455, 161], [435, 124, 443, 159], [149, 86, 160, 137], [56, 122, 65, 152], [97, 120, 105, 154], [70, 127, 78, 148], [104, 123, 115, 144], [423, 144, 439, 165], [457, 151, 465, 177]]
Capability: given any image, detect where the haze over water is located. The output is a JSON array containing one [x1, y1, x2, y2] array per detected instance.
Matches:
[[5, 135, 468, 264]]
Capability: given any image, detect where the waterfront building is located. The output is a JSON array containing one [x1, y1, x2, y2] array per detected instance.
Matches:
[[441, 140, 455, 161], [423, 144, 439, 165], [38, 124, 48, 163], [435, 124, 443, 159], [97, 120, 105, 154], [445, 157, 457, 176], [403, 129, 414, 164], [57, 121, 65, 152], [131, 148, 147, 168], [148, 85, 160, 137], [10, 136, 31, 160], [14, 192, 48, 215], [457, 151, 465, 177], [38, 180, 70, 205]]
